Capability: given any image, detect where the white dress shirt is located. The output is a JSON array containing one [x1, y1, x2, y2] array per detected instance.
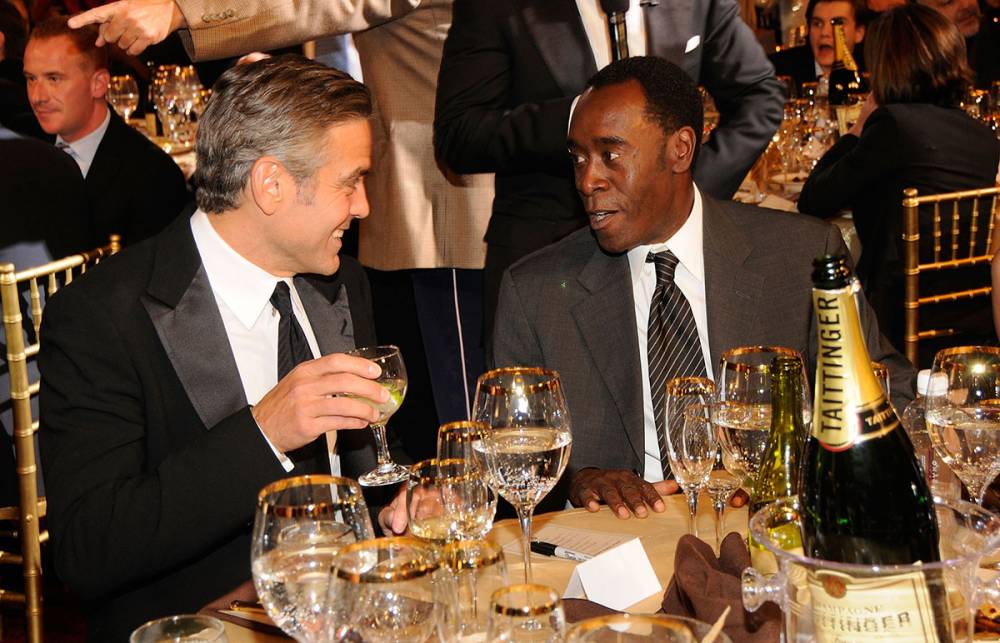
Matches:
[[189, 210, 341, 475], [574, 0, 648, 69], [56, 107, 110, 178], [627, 187, 713, 482]]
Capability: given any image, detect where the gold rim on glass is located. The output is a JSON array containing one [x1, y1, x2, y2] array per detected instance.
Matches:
[[443, 539, 504, 571], [438, 420, 487, 440], [665, 376, 715, 396], [334, 536, 441, 583], [477, 367, 562, 396], [719, 345, 801, 373], [410, 458, 479, 484], [257, 475, 363, 518], [566, 613, 696, 638], [490, 583, 561, 617]]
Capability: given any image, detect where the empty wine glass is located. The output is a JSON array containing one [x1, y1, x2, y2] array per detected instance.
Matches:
[[714, 346, 809, 497], [925, 346, 1000, 504], [487, 584, 566, 642], [472, 367, 572, 583], [347, 345, 409, 486], [251, 475, 373, 643], [107, 74, 139, 122], [705, 469, 739, 552], [663, 378, 716, 536], [442, 539, 509, 640]]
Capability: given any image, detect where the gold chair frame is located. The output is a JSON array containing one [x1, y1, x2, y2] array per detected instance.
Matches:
[[0, 235, 121, 643], [902, 185, 1000, 366]]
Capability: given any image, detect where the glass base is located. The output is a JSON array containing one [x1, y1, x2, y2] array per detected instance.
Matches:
[[358, 462, 410, 487]]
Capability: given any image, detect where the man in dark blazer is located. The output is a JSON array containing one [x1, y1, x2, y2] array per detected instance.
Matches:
[[434, 0, 785, 339], [492, 57, 914, 519], [23, 16, 187, 252], [769, 0, 868, 89], [39, 57, 392, 641]]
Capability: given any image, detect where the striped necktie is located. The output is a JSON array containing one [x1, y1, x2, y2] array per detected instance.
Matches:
[[646, 250, 707, 479]]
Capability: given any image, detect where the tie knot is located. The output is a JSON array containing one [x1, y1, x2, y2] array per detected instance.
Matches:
[[646, 250, 679, 286], [270, 281, 294, 317]]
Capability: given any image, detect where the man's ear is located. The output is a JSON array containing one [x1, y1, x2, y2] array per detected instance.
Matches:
[[854, 24, 865, 44], [668, 126, 696, 174], [92, 68, 110, 100], [249, 157, 287, 215]]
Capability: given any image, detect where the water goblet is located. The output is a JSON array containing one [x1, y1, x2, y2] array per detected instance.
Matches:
[[347, 345, 409, 486], [487, 583, 566, 642], [472, 367, 573, 583], [250, 475, 373, 643], [663, 378, 716, 536]]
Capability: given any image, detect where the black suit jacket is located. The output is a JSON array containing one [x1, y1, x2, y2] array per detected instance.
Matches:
[[768, 43, 867, 89], [39, 216, 380, 641], [434, 0, 784, 258], [85, 112, 190, 248], [492, 194, 915, 509], [798, 103, 1000, 355]]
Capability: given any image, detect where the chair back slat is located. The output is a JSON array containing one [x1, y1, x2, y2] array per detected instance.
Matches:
[[970, 197, 981, 258], [933, 202, 942, 262], [0, 234, 120, 643]]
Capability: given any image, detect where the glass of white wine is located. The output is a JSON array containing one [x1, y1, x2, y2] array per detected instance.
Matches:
[[714, 346, 809, 497], [663, 378, 716, 537], [926, 346, 1000, 505], [472, 367, 572, 583], [107, 74, 139, 122], [250, 475, 373, 643], [406, 457, 494, 544], [437, 420, 498, 534], [347, 345, 409, 486]]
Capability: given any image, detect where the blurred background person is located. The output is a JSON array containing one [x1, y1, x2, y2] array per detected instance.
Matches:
[[918, 0, 999, 86], [770, 0, 869, 89], [798, 3, 999, 361], [0, 0, 45, 137]]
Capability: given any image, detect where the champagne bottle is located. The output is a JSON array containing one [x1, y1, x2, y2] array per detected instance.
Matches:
[[828, 17, 865, 134], [801, 255, 950, 641], [751, 355, 806, 515]]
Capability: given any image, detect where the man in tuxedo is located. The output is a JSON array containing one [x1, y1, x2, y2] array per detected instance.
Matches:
[[39, 56, 393, 641], [23, 16, 187, 251], [769, 0, 868, 88], [434, 0, 785, 337], [492, 57, 914, 520], [918, 0, 1000, 87]]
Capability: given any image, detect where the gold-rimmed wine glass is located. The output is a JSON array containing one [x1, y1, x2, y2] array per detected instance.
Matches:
[[442, 539, 509, 640], [437, 420, 498, 534], [472, 367, 573, 583], [566, 613, 734, 642], [406, 457, 494, 544], [250, 475, 373, 643], [107, 74, 139, 122], [663, 378, 716, 536], [347, 345, 409, 486], [487, 583, 566, 642]]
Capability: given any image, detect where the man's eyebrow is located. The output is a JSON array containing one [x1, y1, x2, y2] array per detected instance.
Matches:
[[337, 167, 368, 187], [597, 136, 627, 146]]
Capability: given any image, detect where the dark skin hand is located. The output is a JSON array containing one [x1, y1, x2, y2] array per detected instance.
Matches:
[[569, 468, 748, 518]]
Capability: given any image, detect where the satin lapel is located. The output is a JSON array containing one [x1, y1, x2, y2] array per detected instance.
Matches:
[[702, 196, 763, 372], [141, 218, 247, 430], [295, 276, 355, 356], [519, 0, 597, 97], [644, 0, 695, 65], [570, 248, 645, 465]]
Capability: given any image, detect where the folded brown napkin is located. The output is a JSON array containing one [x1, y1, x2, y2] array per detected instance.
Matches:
[[662, 533, 781, 643], [563, 597, 622, 623]]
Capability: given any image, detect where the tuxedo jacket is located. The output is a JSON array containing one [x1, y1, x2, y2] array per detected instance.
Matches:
[[768, 43, 867, 89], [85, 112, 189, 249], [798, 103, 1000, 356], [433, 0, 784, 258], [39, 216, 380, 641], [492, 194, 915, 507]]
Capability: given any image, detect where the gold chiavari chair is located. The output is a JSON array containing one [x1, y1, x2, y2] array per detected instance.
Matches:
[[902, 185, 1000, 366], [0, 235, 121, 643]]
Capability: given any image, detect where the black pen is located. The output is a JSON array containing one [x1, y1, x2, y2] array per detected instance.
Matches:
[[530, 540, 592, 562]]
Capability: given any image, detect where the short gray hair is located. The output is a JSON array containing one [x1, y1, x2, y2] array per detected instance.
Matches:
[[194, 55, 372, 213]]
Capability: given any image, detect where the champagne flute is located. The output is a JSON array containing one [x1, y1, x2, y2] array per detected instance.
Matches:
[[107, 74, 139, 122], [472, 367, 572, 583], [663, 378, 716, 536], [925, 346, 1000, 504], [347, 345, 409, 486], [487, 584, 566, 642], [251, 475, 373, 643], [714, 346, 809, 497]]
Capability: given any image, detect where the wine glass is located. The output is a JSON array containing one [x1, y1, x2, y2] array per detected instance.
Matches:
[[442, 539, 509, 640], [705, 469, 739, 552], [487, 584, 566, 642], [406, 458, 494, 543], [107, 75, 139, 122], [250, 475, 373, 643], [472, 367, 572, 583], [437, 420, 498, 534], [327, 537, 454, 643], [347, 345, 409, 486], [663, 378, 716, 536], [714, 346, 809, 498], [925, 346, 1000, 504], [129, 615, 227, 643], [566, 613, 733, 642]]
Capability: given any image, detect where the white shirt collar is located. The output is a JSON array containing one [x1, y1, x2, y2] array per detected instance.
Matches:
[[814, 60, 825, 79], [189, 209, 289, 330], [627, 185, 705, 285], [56, 107, 110, 178]]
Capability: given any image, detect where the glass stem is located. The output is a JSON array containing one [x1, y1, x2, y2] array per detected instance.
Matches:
[[685, 488, 699, 538], [371, 423, 392, 468], [713, 500, 725, 552], [517, 504, 535, 583]]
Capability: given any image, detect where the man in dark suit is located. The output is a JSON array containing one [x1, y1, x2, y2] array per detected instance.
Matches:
[[434, 0, 785, 339], [492, 57, 914, 519], [769, 0, 868, 89], [23, 16, 187, 251], [39, 56, 394, 641]]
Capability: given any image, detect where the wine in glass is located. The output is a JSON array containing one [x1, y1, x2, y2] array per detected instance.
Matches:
[[251, 475, 373, 643], [107, 75, 139, 122], [663, 378, 716, 536], [925, 346, 1000, 505], [472, 367, 572, 583], [347, 345, 409, 486]]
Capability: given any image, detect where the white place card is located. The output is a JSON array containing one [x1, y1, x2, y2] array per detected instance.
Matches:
[[563, 538, 662, 611]]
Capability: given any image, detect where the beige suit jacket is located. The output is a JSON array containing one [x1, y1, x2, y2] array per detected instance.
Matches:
[[176, 0, 493, 270]]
